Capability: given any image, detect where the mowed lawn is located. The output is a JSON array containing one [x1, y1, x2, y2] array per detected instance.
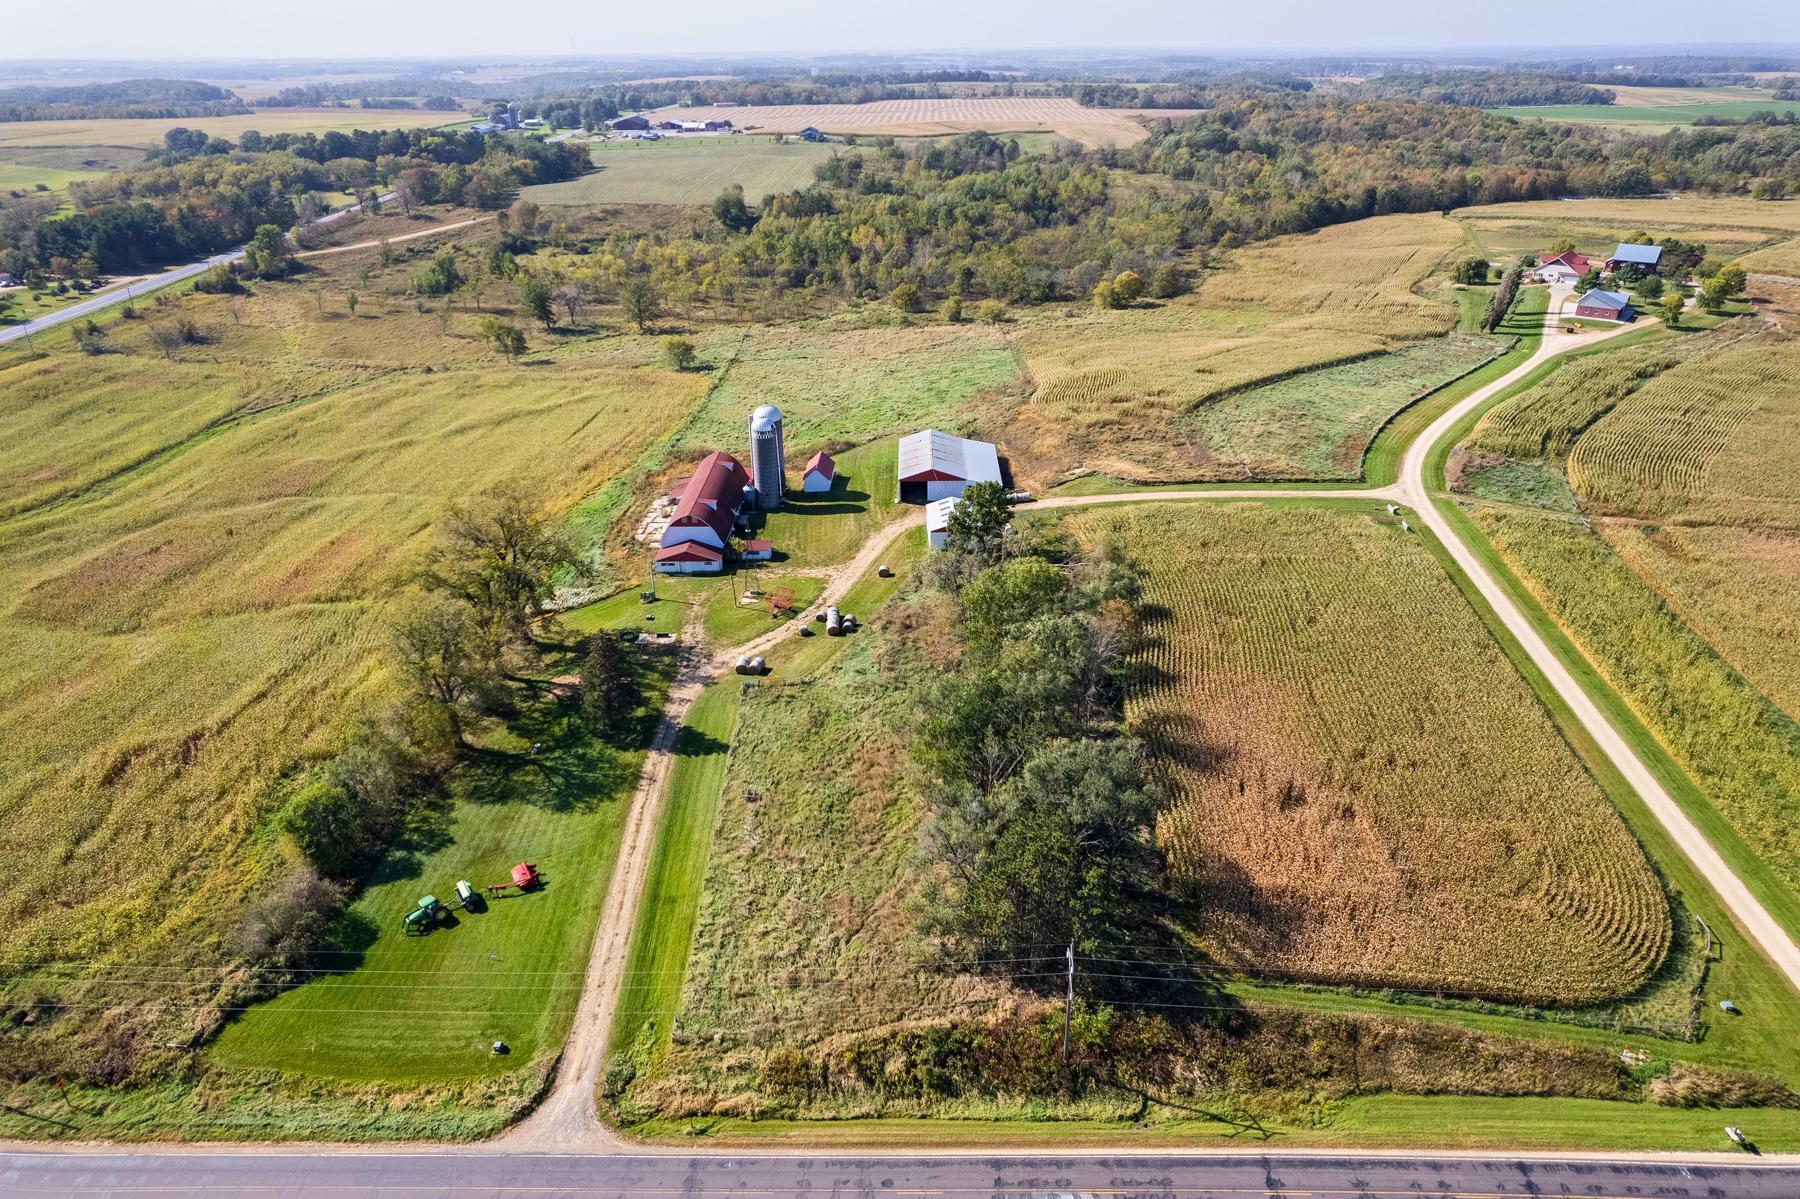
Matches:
[[209, 729, 644, 1082], [522, 138, 834, 206]]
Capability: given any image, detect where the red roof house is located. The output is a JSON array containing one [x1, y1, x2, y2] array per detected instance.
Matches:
[[739, 538, 774, 560], [1534, 251, 1591, 282], [655, 541, 725, 573]]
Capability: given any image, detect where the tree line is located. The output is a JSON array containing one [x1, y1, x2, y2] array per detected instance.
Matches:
[[910, 488, 1165, 960], [0, 129, 586, 278], [0, 78, 249, 122]]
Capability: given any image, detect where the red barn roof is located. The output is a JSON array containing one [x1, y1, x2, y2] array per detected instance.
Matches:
[[656, 541, 724, 563], [1538, 251, 1591, 274], [665, 452, 747, 543], [804, 450, 835, 478]]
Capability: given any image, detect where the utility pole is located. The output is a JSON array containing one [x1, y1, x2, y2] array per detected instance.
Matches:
[[1062, 941, 1075, 1064]]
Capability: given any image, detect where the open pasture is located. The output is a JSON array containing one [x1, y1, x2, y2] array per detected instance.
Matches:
[[646, 97, 1166, 147], [1488, 85, 1799, 128], [1003, 213, 1466, 483], [674, 320, 1019, 455], [1069, 503, 1670, 1005], [522, 137, 834, 207]]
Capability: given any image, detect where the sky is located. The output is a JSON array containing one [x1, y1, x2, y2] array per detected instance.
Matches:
[[7, 0, 1800, 61]]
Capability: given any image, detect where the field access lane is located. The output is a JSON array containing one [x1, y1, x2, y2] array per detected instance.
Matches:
[[1396, 300, 1800, 999], [6, 1150, 1798, 1198]]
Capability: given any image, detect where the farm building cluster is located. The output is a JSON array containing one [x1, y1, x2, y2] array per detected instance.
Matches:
[[897, 428, 1005, 550], [1534, 241, 1673, 324], [609, 114, 736, 133], [649, 404, 840, 573]]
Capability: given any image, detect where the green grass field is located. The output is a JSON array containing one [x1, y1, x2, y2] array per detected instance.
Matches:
[[522, 137, 835, 207], [1488, 99, 1800, 128], [674, 321, 1019, 456], [606, 682, 742, 1076], [630, 1094, 1800, 1152], [752, 442, 901, 568], [1175, 332, 1501, 478], [208, 676, 659, 1081]]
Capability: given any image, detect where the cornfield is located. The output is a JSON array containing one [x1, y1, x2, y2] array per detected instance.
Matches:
[[1070, 504, 1671, 1005], [1567, 335, 1800, 529], [1471, 342, 1691, 461]]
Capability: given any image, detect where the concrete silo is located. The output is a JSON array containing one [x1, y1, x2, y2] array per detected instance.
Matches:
[[748, 404, 785, 510]]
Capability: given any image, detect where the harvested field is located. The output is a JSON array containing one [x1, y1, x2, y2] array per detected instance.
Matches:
[[1070, 504, 1670, 1005], [523, 138, 834, 207], [1002, 213, 1467, 483], [647, 98, 1168, 147]]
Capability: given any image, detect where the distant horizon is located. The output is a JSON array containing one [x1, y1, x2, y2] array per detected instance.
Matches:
[[6, 0, 1800, 64], [5, 42, 1800, 67]]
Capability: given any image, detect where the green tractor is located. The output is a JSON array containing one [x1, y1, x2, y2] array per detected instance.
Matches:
[[402, 895, 444, 935]]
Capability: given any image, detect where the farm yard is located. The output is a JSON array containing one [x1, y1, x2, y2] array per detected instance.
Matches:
[[1068, 503, 1670, 1005], [643, 97, 1183, 146], [521, 137, 835, 207]]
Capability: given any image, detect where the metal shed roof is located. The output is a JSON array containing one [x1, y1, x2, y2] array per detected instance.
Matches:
[[1577, 289, 1631, 310], [898, 429, 1002, 485], [1610, 243, 1663, 265], [926, 496, 961, 533]]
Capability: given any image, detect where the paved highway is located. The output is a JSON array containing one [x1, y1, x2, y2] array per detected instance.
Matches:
[[4, 1150, 1796, 1198]]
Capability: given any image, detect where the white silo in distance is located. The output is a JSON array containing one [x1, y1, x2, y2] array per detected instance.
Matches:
[[749, 404, 785, 510]]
